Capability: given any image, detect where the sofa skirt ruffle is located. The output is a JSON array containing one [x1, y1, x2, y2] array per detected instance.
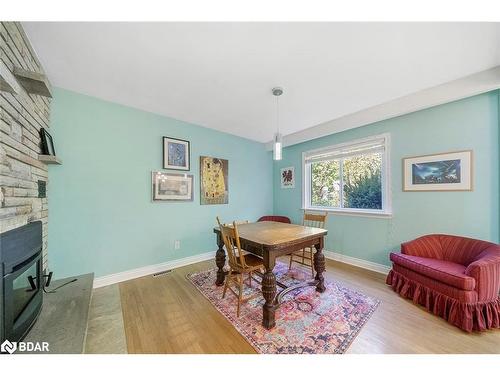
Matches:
[[386, 269, 500, 332]]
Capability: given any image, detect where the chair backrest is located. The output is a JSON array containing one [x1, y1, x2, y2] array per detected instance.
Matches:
[[216, 217, 248, 269], [257, 215, 291, 224], [303, 212, 328, 229]]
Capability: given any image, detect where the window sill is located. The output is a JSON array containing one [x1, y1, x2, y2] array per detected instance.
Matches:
[[302, 207, 393, 219]]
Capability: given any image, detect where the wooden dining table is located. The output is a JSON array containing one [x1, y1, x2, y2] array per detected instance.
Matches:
[[213, 221, 328, 329]]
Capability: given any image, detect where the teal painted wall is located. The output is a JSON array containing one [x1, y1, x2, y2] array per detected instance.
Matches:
[[48, 88, 499, 276], [49, 88, 273, 278], [273, 91, 500, 266]]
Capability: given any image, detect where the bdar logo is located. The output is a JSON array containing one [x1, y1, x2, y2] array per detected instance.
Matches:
[[1, 340, 17, 354]]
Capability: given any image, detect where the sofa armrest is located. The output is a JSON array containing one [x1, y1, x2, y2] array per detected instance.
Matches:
[[465, 247, 500, 301], [401, 235, 443, 259]]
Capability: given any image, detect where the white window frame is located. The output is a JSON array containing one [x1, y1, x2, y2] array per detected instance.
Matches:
[[302, 133, 392, 218]]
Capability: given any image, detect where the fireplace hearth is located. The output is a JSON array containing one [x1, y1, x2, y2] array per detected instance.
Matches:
[[1, 221, 44, 343]]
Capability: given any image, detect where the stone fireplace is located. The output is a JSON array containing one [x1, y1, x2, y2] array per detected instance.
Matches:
[[1, 21, 51, 271]]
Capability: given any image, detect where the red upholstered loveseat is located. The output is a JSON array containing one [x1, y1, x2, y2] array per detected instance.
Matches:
[[386, 234, 500, 332]]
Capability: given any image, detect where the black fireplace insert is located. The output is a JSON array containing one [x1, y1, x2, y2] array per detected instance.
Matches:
[[1, 221, 44, 343]]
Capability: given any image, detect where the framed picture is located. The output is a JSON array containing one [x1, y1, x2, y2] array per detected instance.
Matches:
[[40, 128, 56, 156], [200, 156, 228, 205], [163, 137, 190, 170], [403, 150, 472, 191], [280, 166, 295, 188], [152, 171, 194, 201]]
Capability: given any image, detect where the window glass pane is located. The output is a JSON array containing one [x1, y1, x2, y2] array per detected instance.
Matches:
[[342, 152, 382, 210], [311, 160, 340, 207]]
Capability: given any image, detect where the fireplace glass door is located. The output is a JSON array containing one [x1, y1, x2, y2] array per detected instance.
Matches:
[[12, 260, 39, 322], [1, 221, 44, 342], [3, 252, 43, 342]]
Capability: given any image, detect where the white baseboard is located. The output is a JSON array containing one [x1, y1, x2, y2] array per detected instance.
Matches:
[[93, 251, 214, 289], [93, 249, 390, 288], [324, 250, 391, 275]]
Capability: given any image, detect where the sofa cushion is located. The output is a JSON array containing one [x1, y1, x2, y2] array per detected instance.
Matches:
[[390, 253, 476, 291], [391, 264, 478, 304]]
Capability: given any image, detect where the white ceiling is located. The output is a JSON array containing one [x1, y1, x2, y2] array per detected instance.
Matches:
[[23, 22, 500, 143]]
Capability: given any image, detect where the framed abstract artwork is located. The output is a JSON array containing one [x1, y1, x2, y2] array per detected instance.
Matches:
[[403, 150, 472, 191], [200, 156, 228, 205], [280, 167, 295, 188], [152, 171, 194, 201], [163, 137, 190, 170]]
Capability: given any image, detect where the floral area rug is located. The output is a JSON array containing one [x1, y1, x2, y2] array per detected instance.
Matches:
[[187, 261, 380, 354]]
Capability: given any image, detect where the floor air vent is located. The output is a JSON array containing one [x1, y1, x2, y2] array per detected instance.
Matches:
[[152, 269, 173, 278]]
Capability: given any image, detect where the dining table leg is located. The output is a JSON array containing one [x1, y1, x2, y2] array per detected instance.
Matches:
[[314, 241, 326, 292], [262, 254, 277, 329], [215, 233, 226, 286]]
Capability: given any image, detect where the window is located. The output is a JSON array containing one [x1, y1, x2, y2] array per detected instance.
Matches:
[[303, 134, 391, 216]]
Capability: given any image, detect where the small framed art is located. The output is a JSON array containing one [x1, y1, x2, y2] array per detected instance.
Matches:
[[163, 137, 190, 170], [403, 150, 472, 191], [152, 171, 194, 201], [40, 128, 56, 156], [280, 167, 295, 188]]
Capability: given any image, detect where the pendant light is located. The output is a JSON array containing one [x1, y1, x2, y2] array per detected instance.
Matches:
[[272, 87, 283, 161]]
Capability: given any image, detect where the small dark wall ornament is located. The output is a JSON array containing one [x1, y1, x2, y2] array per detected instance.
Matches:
[[40, 128, 56, 156], [38, 180, 46, 198], [280, 167, 295, 189]]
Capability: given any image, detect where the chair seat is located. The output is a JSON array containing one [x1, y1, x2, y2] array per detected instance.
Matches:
[[236, 254, 264, 268], [390, 253, 476, 291]]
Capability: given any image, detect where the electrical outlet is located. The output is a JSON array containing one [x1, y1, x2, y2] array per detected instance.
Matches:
[[174, 240, 181, 250]]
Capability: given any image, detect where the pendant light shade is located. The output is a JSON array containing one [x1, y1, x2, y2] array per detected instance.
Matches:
[[273, 132, 282, 161], [272, 87, 284, 161]]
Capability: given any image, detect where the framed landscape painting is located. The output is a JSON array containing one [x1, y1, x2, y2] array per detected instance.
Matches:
[[403, 150, 472, 191], [280, 167, 295, 188], [152, 171, 194, 201], [163, 137, 190, 170], [200, 156, 228, 204]]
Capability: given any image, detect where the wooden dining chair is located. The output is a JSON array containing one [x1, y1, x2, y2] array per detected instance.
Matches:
[[289, 212, 328, 277], [216, 217, 264, 317]]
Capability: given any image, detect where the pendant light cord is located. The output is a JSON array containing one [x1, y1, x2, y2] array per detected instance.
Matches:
[[276, 95, 280, 135]]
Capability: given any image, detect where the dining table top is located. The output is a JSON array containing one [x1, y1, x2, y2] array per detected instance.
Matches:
[[213, 221, 327, 247]]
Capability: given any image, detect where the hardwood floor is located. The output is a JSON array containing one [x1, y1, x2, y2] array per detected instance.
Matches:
[[119, 258, 500, 354]]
